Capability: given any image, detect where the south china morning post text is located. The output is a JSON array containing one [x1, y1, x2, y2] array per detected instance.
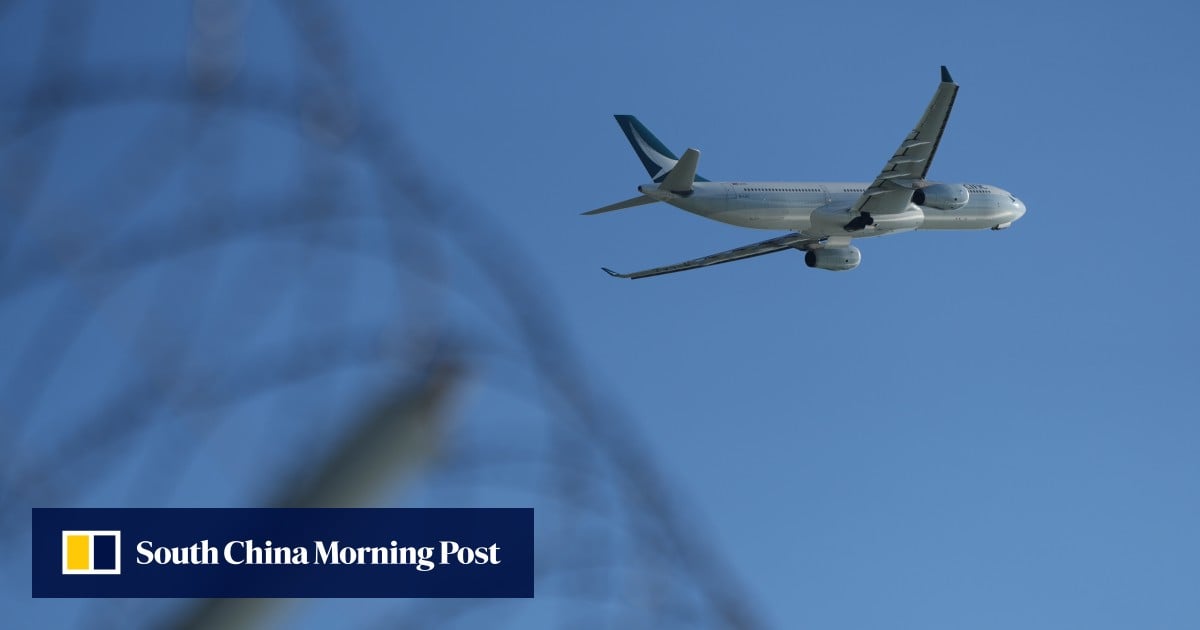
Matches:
[[32, 508, 533, 598], [134, 538, 501, 571]]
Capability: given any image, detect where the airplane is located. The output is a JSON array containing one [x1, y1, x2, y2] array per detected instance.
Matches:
[[586, 66, 1026, 279]]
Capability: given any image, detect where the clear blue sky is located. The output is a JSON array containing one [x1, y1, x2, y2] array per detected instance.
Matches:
[[3, 1, 1199, 628]]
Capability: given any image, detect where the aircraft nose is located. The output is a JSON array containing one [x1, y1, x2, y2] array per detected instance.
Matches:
[[1011, 196, 1026, 220]]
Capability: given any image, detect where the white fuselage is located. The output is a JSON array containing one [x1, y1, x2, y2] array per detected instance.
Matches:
[[640, 181, 1027, 238]]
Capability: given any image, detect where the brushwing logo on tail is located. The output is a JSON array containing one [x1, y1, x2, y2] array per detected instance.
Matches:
[[628, 125, 677, 181]]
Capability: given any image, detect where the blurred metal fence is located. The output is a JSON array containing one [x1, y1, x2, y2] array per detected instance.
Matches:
[[0, 2, 763, 627]]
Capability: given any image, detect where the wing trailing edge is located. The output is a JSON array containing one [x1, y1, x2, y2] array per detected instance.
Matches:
[[600, 232, 823, 280]]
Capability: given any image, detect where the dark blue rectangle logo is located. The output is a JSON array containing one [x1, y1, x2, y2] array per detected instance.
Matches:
[[33, 508, 533, 598], [92, 533, 117, 571]]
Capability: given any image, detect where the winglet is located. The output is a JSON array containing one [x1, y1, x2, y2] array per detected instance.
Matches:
[[940, 65, 954, 84], [601, 267, 630, 279]]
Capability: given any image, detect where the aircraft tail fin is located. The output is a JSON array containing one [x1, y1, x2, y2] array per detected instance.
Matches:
[[613, 115, 708, 183]]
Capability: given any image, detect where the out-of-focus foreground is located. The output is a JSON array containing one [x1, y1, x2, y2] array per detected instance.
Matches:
[[0, 2, 761, 627]]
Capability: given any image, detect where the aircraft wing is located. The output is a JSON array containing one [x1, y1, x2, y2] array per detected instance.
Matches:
[[852, 66, 960, 216], [601, 232, 822, 279]]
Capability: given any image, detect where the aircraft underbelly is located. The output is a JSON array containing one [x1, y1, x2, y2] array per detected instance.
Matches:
[[723, 205, 809, 229], [918, 200, 1009, 230], [809, 203, 923, 237], [677, 196, 811, 230], [732, 206, 810, 230], [921, 204, 1008, 228]]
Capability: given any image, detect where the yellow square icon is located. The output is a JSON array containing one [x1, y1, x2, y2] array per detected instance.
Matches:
[[66, 535, 90, 571]]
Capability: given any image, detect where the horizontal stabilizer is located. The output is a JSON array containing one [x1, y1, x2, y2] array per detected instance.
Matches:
[[657, 148, 700, 194], [582, 195, 657, 216]]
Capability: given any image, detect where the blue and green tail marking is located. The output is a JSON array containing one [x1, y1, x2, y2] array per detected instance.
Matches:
[[614, 115, 708, 183]]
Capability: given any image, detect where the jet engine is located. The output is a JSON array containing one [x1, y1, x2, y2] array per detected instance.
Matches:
[[911, 183, 969, 210], [805, 246, 861, 271]]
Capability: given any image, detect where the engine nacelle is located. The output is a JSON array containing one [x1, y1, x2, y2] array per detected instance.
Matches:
[[912, 183, 969, 210], [805, 245, 861, 271]]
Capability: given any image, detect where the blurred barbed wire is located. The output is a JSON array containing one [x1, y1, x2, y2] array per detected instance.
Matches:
[[0, 2, 764, 628]]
